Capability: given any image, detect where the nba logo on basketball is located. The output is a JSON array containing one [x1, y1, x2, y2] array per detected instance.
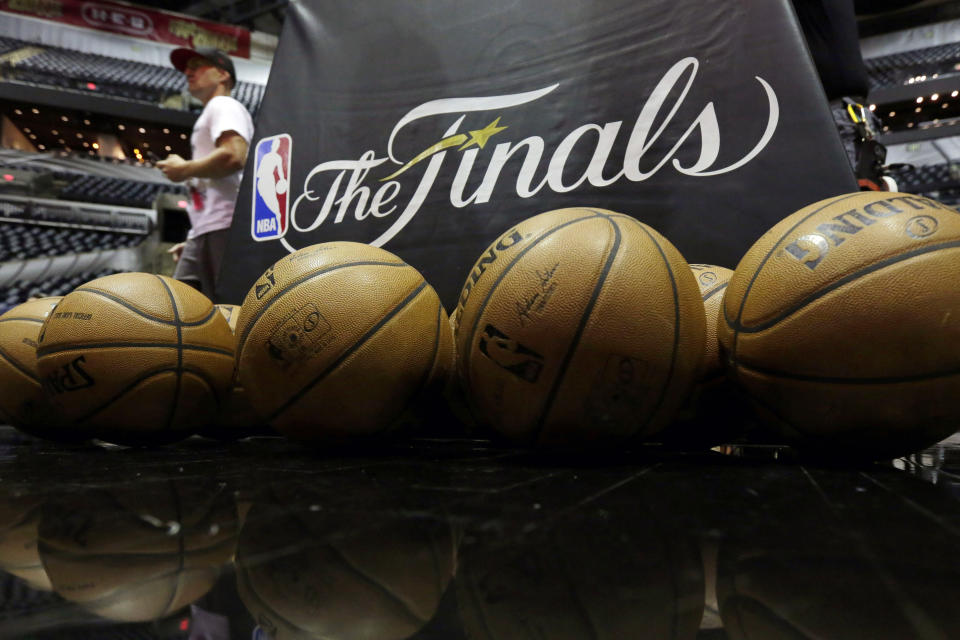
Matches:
[[251, 133, 291, 241]]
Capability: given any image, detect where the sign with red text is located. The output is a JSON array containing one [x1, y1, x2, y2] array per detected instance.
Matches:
[[1, 0, 250, 58]]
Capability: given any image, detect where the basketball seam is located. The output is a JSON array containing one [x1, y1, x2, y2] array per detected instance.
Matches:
[[266, 281, 429, 423], [74, 287, 185, 326], [235, 560, 304, 634], [73, 365, 183, 424], [236, 260, 408, 356], [0, 317, 44, 325], [461, 211, 605, 397], [609, 213, 684, 437], [71, 363, 219, 429], [532, 211, 622, 444], [327, 544, 428, 625], [730, 238, 960, 334], [0, 345, 40, 383], [702, 282, 728, 303], [725, 192, 865, 362], [180, 366, 223, 410], [155, 276, 183, 435], [180, 306, 220, 327], [733, 360, 960, 384], [36, 342, 234, 357]]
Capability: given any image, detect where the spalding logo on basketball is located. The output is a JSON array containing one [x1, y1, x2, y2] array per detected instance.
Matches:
[[718, 192, 960, 456]]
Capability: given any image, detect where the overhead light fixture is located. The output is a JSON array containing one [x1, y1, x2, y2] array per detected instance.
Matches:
[[917, 97, 924, 103], [869, 104, 876, 111], [932, 93, 940, 101], [138, 127, 146, 133]]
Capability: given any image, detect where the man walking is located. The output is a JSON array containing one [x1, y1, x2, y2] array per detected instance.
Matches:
[[158, 47, 254, 299]]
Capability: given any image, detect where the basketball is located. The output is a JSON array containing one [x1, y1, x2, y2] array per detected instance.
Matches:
[[718, 192, 960, 456], [235, 480, 456, 640], [456, 493, 703, 640], [663, 265, 748, 447], [0, 491, 52, 591], [454, 207, 705, 446], [38, 481, 237, 622], [204, 303, 265, 439], [0, 297, 69, 440], [689, 265, 734, 378], [34, 273, 235, 445], [235, 242, 453, 442]]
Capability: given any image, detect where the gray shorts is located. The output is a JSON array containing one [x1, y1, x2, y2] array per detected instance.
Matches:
[[172, 228, 230, 299]]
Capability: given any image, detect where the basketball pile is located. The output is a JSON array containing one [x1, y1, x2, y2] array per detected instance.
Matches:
[[0, 191, 958, 458]]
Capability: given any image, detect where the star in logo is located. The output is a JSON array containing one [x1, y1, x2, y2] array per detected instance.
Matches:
[[459, 117, 508, 151], [381, 117, 509, 181]]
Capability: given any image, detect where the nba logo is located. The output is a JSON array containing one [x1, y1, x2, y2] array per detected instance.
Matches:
[[251, 133, 291, 241]]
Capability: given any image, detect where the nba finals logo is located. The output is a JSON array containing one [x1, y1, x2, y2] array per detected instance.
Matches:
[[252, 133, 291, 241]]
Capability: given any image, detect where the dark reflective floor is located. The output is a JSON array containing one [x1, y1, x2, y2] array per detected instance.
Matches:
[[1, 426, 959, 639]]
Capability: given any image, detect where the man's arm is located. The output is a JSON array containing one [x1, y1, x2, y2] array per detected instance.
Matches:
[[157, 131, 249, 183]]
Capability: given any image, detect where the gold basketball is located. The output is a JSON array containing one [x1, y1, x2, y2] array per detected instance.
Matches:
[[203, 303, 265, 439], [34, 273, 235, 445], [454, 207, 705, 446], [236, 481, 456, 640], [38, 481, 237, 622], [718, 192, 960, 456], [0, 297, 68, 439], [0, 491, 51, 591], [663, 265, 748, 448], [690, 265, 734, 378], [235, 242, 453, 442]]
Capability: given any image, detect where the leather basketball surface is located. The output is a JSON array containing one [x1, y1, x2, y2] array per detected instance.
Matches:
[[236, 242, 453, 441], [209, 303, 262, 436], [0, 297, 62, 433], [454, 207, 705, 446], [34, 273, 235, 444], [689, 265, 734, 378], [718, 192, 960, 453]]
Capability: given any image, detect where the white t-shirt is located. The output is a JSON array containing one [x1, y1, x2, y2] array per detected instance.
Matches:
[[186, 95, 255, 238]]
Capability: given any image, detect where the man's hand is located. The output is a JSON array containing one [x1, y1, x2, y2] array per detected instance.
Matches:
[[156, 154, 191, 183], [168, 242, 186, 262]]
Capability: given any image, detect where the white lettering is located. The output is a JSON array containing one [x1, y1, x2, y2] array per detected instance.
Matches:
[[277, 57, 779, 252]]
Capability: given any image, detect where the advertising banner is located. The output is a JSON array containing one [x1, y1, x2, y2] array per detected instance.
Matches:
[[219, 0, 856, 307], [0, 0, 251, 58]]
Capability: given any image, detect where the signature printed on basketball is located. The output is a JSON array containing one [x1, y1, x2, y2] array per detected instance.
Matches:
[[515, 262, 559, 327]]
